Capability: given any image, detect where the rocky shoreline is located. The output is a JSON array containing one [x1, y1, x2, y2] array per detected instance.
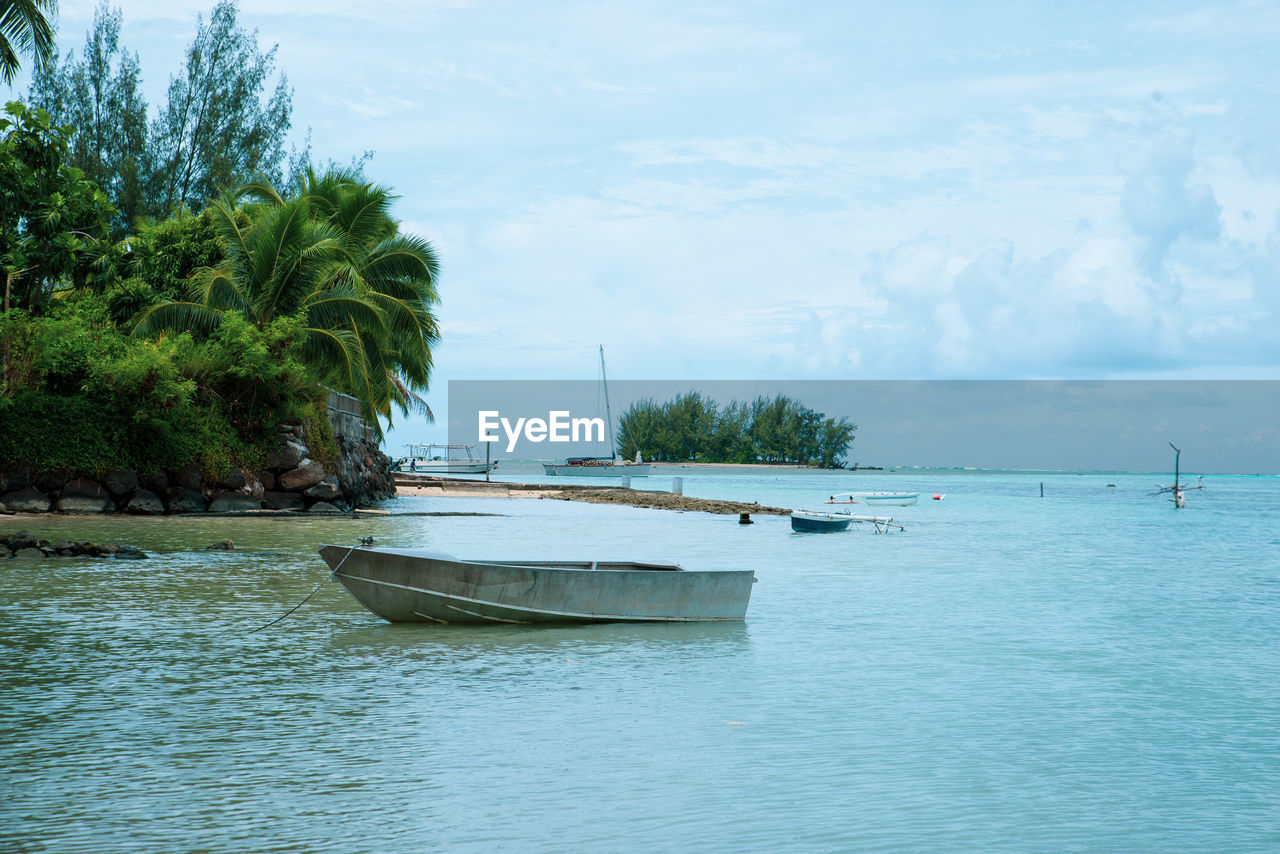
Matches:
[[543, 488, 790, 516], [0, 419, 395, 517], [393, 474, 792, 516], [1, 529, 147, 559]]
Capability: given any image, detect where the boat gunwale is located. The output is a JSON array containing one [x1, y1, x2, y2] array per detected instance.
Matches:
[[335, 572, 744, 622], [319, 545, 691, 574]]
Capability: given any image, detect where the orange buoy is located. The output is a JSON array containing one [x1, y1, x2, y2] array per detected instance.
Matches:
[[932, 493, 942, 500]]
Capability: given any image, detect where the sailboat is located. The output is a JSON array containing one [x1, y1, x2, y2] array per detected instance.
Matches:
[[543, 346, 651, 477]]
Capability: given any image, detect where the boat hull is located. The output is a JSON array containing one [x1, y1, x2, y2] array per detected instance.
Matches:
[[790, 512, 853, 532], [397, 461, 494, 474], [319, 545, 754, 623], [863, 493, 918, 506], [828, 492, 919, 507], [542, 463, 651, 477]]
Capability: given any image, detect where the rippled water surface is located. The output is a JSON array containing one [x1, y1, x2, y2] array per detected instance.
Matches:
[[3, 467, 1279, 852]]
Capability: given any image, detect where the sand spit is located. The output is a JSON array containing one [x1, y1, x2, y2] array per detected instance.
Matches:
[[394, 475, 789, 516], [545, 489, 790, 516]]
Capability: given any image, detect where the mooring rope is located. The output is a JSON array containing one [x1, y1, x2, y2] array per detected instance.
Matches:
[[249, 539, 367, 633]]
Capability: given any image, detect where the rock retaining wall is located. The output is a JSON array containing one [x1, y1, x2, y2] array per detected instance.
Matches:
[[0, 413, 396, 517]]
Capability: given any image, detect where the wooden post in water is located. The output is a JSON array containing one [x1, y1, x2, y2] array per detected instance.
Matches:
[[485, 443, 491, 483], [1040, 481, 1044, 497]]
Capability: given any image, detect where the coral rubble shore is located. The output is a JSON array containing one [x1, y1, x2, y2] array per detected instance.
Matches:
[[393, 475, 789, 516]]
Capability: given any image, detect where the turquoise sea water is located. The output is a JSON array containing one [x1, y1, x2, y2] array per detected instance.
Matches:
[[3, 465, 1279, 852]]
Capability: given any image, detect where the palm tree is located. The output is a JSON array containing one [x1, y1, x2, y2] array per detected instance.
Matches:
[[0, 0, 57, 86], [131, 171, 440, 436], [237, 168, 440, 418]]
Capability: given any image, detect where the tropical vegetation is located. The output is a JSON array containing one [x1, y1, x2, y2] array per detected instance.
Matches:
[[1, 1, 438, 478], [617, 392, 856, 467]]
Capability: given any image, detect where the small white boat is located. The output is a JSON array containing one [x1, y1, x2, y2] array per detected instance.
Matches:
[[318, 543, 755, 623], [396, 443, 496, 475], [826, 491, 919, 507], [543, 457, 651, 477]]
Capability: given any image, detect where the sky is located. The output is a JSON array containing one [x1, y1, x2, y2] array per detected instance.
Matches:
[[13, 1, 1280, 453]]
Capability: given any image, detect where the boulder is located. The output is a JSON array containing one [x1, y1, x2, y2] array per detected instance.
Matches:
[[278, 419, 305, 440], [216, 470, 266, 499], [52, 539, 79, 555], [33, 470, 70, 494], [8, 531, 38, 550], [304, 480, 342, 501], [12, 547, 47, 559], [307, 501, 343, 513], [125, 490, 166, 515], [2, 488, 51, 513], [78, 541, 146, 559], [278, 462, 326, 491], [206, 540, 235, 550], [103, 470, 139, 496], [260, 471, 276, 490], [56, 477, 111, 514], [263, 491, 307, 511], [166, 487, 206, 514], [207, 492, 263, 513], [243, 473, 265, 499], [0, 502, 8, 515], [142, 471, 169, 493], [0, 468, 30, 492], [172, 463, 204, 492], [266, 440, 309, 471]]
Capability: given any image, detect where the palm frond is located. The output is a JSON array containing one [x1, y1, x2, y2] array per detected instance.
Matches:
[[187, 262, 249, 314], [205, 196, 251, 272], [389, 373, 434, 420], [304, 291, 387, 333], [236, 174, 288, 207], [360, 235, 441, 292], [301, 325, 370, 394], [129, 301, 224, 339], [0, 0, 56, 83]]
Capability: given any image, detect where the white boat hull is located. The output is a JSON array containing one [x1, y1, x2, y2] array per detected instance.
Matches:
[[828, 492, 919, 507], [863, 493, 918, 506], [397, 461, 494, 474]]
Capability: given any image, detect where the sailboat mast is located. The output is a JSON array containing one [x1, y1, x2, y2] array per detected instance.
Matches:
[[600, 345, 616, 460]]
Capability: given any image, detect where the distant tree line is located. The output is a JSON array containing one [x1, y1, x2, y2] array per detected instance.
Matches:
[[616, 393, 856, 468]]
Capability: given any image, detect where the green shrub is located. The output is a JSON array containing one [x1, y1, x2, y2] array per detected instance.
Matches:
[[0, 304, 330, 477]]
